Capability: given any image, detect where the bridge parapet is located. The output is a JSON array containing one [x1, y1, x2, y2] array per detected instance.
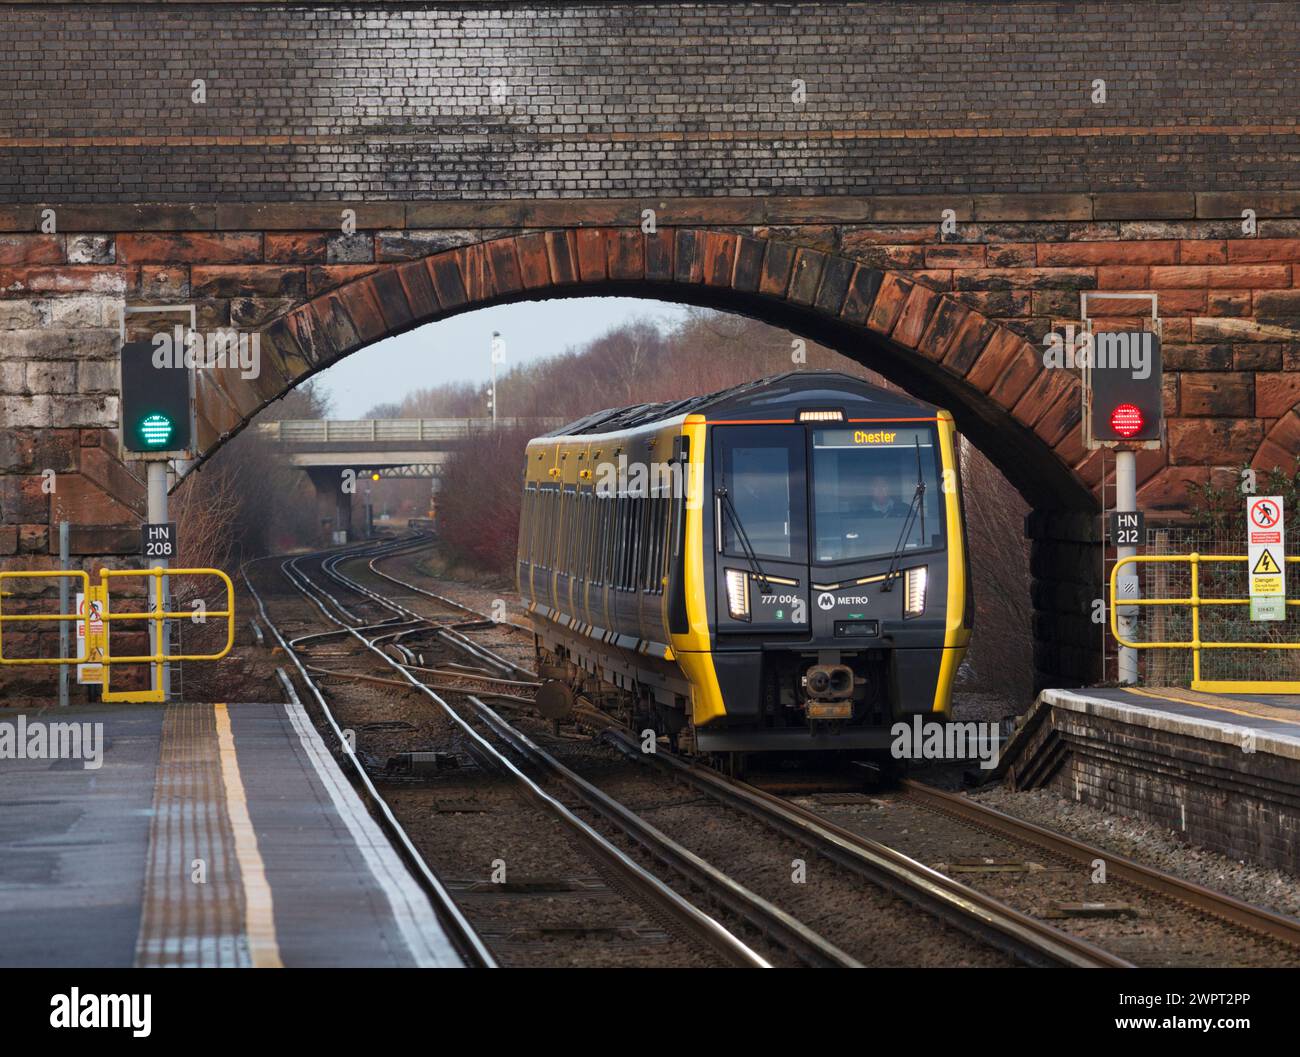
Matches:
[[259, 418, 564, 445]]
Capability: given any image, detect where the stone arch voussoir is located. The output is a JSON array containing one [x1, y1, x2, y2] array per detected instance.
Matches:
[[214, 228, 1103, 515], [1254, 407, 1300, 472]]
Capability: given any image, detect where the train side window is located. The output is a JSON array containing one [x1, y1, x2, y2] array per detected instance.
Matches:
[[545, 488, 558, 569], [644, 496, 656, 591], [556, 489, 565, 569], [625, 496, 637, 591], [567, 488, 577, 574], [602, 496, 614, 586], [644, 495, 657, 592], [624, 496, 635, 591], [644, 496, 656, 592], [530, 488, 540, 564], [536, 489, 547, 567], [563, 487, 578, 575], [596, 497, 609, 585], [533, 489, 544, 568], [576, 491, 588, 580], [632, 496, 644, 590], [537, 490, 547, 569], [576, 490, 585, 576], [553, 489, 562, 569], [661, 496, 671, 591], [655, 496, 669, 592], [638, 496, 647, 590], [590, 496, 601, 584], [518, 486, 529, 564], [539, 489, 549, 569], [614, 497, 625, 589], [585, 492, 597, 581], [554, 489, 563, 572]]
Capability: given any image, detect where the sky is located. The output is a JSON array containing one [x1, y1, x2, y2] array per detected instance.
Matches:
[[314, 297, 692, 418]]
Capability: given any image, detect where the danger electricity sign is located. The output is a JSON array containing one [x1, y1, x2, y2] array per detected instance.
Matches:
[[1247, 496, 1287, 621], [75, 588, 107, 685]]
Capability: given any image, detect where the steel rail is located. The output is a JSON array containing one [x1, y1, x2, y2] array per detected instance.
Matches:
[[900, 779, 1300, 949], [276, 545, 776, 969], [363, 538, 539, 655], [469, 695, 862, 968], [598, 729, 1131, 969]]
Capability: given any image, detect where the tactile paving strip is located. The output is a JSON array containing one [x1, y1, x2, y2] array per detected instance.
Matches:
[[135, 703, 250, 967]]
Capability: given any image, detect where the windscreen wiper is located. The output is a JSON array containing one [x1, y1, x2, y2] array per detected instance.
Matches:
[[714, 487, 775, 596], [881, 438, 926, 592]]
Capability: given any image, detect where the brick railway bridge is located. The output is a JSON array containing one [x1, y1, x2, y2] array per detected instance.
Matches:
[[2, 2, 1299, 695]]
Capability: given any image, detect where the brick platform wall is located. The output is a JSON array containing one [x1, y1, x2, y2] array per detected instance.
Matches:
[[1007, 692, 1300, 873]]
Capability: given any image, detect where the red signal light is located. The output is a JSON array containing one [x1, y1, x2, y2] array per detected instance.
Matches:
[[1110, 403, 1144, 438]]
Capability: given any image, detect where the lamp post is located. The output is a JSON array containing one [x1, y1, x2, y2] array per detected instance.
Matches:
[[489, 330, 505, 428]]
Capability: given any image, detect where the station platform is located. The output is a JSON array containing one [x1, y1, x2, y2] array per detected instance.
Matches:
[[1002, 686, 1300, 873], [0, 701, 465, 968]]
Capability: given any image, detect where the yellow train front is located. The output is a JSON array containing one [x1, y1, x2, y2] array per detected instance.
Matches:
[[517, 370, 972, 757]]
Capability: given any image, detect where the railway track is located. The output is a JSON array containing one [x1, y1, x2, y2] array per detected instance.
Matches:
[[248, 541, 838, 968], [241, 548, 497, 970], [895, 781, 1300, 963], [259, 533, 1145, 968], [348, 532, 1300, 969]]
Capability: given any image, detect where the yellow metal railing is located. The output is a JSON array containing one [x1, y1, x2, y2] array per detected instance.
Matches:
[[0, 567, 235, 702], [1110, 553, 1300, 694]]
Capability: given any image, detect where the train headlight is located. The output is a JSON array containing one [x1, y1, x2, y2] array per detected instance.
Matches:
[[904, 566, 927, 618], [724, 568, 751, 621]]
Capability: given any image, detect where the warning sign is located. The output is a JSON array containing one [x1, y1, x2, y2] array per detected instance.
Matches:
[[1247, 496, 1287, 621], [75, 588, 106, 685]]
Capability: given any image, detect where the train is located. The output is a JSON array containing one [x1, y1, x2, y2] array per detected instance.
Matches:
[[515, 370, 972, 761]]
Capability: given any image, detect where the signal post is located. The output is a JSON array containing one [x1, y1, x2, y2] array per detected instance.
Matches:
[[1080, 294, 1165, 685], [118, 315, 197, 703]]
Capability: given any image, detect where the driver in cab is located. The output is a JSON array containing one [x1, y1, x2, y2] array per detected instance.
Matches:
[[867, 473, 907, 518]]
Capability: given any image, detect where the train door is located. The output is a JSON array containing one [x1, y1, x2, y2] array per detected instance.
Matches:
[[710, 425, 810, 634]]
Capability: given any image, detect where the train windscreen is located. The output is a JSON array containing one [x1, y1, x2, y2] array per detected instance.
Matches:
[[715, 425, 808, 561], [810, 425, 944, 564]]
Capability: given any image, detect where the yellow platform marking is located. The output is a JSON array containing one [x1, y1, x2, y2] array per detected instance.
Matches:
[[214, 703, 284, 968], [1126, 687, 1300, 728]]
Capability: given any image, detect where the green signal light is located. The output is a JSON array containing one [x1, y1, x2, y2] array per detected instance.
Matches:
[[139, 413, 174, 447]]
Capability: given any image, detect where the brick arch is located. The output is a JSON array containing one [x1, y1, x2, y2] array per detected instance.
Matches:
[[188, 227, 1109, 688], [1254, 405, 1300, 471], [196, 228, 1106, 516]]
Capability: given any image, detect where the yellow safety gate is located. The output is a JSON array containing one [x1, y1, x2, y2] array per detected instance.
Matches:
[[1111, 553, 1300, 694], [0, 567, 234, 702]]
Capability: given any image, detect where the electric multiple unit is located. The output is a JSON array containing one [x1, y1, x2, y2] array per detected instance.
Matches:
[[516, 371, 972, 757]]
